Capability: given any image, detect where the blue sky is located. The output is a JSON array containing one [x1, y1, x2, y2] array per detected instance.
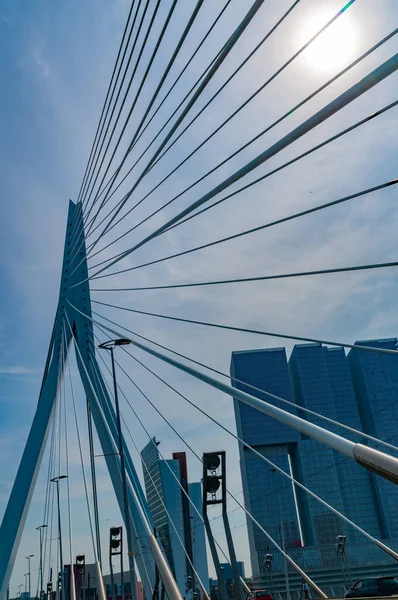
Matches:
[[1, 0, 398, 595]]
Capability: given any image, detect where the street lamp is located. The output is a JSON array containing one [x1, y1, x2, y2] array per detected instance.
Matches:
[[51, 476, 68, 598], [36, 525, 47, 600], [98, 338, 137, 600], [26, 555, 34, 598]]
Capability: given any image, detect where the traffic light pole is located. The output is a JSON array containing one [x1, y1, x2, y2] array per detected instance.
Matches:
[[202, 454, 228, 600]]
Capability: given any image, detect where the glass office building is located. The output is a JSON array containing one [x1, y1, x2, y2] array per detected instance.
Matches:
[[231, 348, 301, 576], [141, 438, 182, 586], [141, 439, 209, 596], [231, 341, 398, 577], [289, 344, 381, 545]]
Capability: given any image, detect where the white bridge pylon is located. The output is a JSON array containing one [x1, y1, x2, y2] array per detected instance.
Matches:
[[0, 201, 182, 600]]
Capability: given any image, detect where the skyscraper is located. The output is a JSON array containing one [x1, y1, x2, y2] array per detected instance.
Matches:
[[231, 348, 301, 576], [141, 438, 185, 591], [231, 341, 398, 578], [289, 344, 381, 546], [141, 439, 209, 597]]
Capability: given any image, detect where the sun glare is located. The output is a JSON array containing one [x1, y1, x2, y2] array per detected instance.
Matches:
[[299, 11, 356, 71]]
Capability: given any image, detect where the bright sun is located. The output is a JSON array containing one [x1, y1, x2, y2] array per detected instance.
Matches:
[[299, 11, 356, 71]]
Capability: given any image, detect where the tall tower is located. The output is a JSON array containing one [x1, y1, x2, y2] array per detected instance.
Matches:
[[289, 344, 381, 556], [231, 348, 301, 577]]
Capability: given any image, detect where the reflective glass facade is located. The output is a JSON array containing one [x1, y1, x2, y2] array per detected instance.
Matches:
[[141, 438, 178, 581], [141, 440, 209, 596], [348, 338, 398, 539], [231, 348, 300, 576], [231, 342, 398, 577]]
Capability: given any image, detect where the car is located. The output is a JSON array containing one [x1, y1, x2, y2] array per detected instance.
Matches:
[[246, 591, 273, 600], [345, 576, 398, 598]]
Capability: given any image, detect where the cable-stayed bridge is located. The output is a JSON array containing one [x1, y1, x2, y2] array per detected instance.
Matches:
[[1, 1, 398, 600]]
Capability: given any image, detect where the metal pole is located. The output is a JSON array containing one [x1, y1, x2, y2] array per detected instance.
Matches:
[[28, 558, 32, 598], [37, 527, 46, 600], [120, 528, 125, 600], [109, 348, 138, 600], [219, 452, 243, 600], [109, 561, 115, 600], [110, 348, 137, 600], [202, 515, 228, 600], [39, 531, 43, 599], [54, 482, 64, 600]]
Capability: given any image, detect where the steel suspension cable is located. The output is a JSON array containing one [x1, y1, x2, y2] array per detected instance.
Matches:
[[92, 337, 247, 532], [46, 351, 63, 586], [92, 327, 350, 501], [86, 26, 398, 262], [72, 309, 398, 588], [104, 340, 367, 529], [83, 0, 359, 256], [81, 0, 240, 239], [91, 343, 210, 599], [68, 0, 144, 255], [83, 0, 302, 241], [78, 0, 267, 261], [95, 330, 328, 596], [83, 0, 205, 226], [68, 300, 398, 452], [78, 0, 138, 206], [109, 339, 398, 564], [86, 0, 233, 224], [64, 312, 146, 572], [92, 260, 398, 292], [82, 0, 159, 215], [148, 1, 352, 172], [91, 338, 250, 595], [86, 350, 154, 594], [89, 301, 398, 357], [85, 0, 184, 223], [87, 100, 397, 275], [91, 179, 398, 279], [86, 55, 398, 280]]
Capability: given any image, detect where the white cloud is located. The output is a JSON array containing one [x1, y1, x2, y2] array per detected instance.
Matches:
[[0, 366, 41, 375]]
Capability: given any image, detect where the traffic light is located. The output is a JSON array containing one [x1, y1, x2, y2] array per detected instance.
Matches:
[[264, 553, 273, 569], [336, 535, 346, 555], [76, 555, 85, 574], [203, 452, 224, 507], [110, 526, 123, 557], [57, 572, 62, 590], [46, 583, 52, 594]]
